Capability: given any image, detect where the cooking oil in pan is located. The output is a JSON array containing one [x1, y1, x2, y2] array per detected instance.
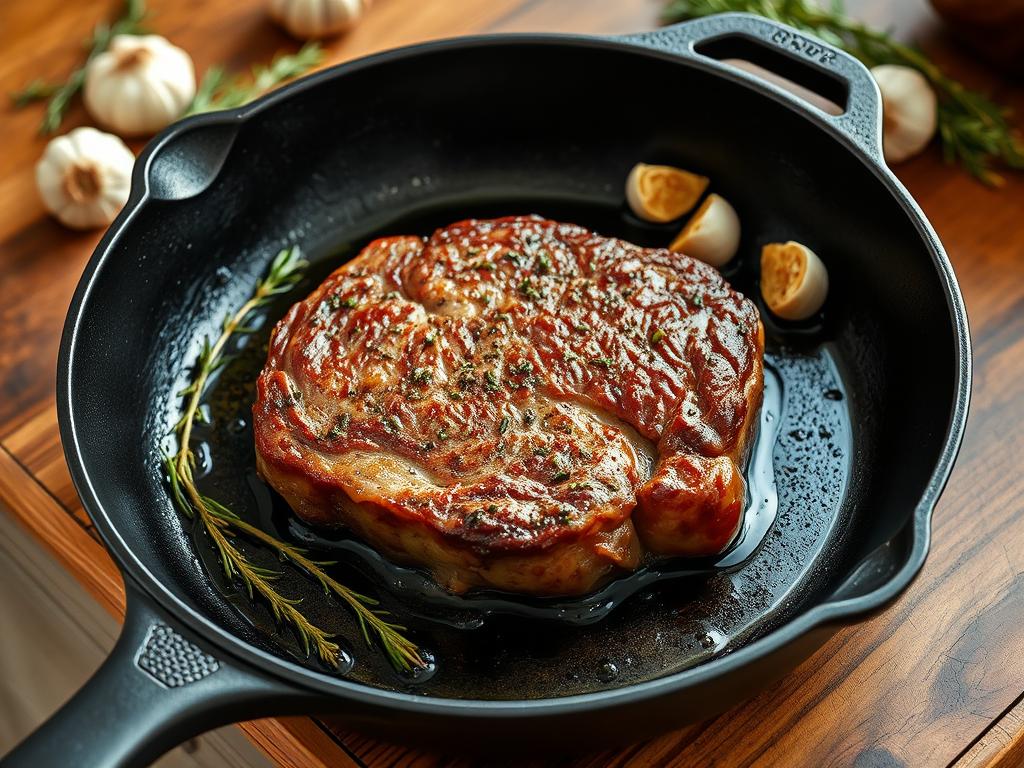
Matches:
[[189, 201, 853, 697]]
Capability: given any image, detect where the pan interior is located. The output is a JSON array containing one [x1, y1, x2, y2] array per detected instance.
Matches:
[[66, 40, 959, 700]]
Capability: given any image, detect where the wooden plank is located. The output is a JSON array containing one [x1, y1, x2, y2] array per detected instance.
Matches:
[[484, 0, 658, 34], [0, 445, 124, 617], [953, 695, 1024, 768], [0, 444, 360, 768], [2, 400, 87, 521], [0, 499, 277, 768], [242, 718, 362, 768]]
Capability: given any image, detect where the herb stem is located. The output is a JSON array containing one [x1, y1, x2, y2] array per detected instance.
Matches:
[[186, 43, 324, 115], [213, 512, 424, 671], [174, 289, 264, 480], [172, 462, 341, 664], [167, 246, 424, 671]]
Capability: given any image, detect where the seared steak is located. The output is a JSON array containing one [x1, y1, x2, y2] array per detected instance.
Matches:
[[254, 216, 763, 596]]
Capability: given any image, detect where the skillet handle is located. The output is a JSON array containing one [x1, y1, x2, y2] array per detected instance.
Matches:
[[619, 12, 884, 161], [1, 579, 305, 768]]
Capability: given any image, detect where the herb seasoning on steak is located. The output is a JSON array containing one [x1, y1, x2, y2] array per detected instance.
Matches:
[[254, 216, 763, 596]]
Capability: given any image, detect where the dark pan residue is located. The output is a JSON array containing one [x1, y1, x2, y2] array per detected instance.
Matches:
[[186, 199, 853, 700]]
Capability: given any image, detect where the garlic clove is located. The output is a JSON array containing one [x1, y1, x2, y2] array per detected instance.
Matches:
[[625, 163, 709, 223], [36, 127, 135, 230], [760, 241, 829, 321], [871, 64, 938, 164], [669, 193, 741, 267], [84, 34, 196, 137], [269, 0, 365, 39]]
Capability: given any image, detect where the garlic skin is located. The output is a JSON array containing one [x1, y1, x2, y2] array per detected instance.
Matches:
[[84, 35, 196, 137], [760, 241, 829, 321], [625, 163, 709, 223], [871, 64, 938, 164], [270, 0, 365, 39], [36, 127, 135, 230], [669, 193, 741, 267]]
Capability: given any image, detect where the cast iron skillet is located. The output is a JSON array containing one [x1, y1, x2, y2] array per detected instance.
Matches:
[[2, 13, 970, 768]]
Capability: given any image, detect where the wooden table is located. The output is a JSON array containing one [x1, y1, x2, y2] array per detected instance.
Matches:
[[2, 1, 1023, 766]]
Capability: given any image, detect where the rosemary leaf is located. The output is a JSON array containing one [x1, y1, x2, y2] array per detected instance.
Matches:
[[661, 0, 1024, 185], [165, 245, 423, 672], [187, 67, 228, 115], [187, 43, 325, 115], [10, 79, 59, 107]]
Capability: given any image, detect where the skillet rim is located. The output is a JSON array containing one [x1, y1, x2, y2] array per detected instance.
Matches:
[[57, 29, 972, 713]]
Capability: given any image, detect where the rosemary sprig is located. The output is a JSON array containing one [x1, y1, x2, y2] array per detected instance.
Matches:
[[661, 0, 1024, 185], [167, 246, 424, 672], [186, 43, 325, 115], [10, 0, 148, 135]]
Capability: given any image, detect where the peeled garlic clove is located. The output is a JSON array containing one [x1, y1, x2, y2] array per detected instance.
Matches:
[[625, 163, 709, 223], [669, 193, 741, 267], [36, 127, 135, 230], [84, 35, 196, 137], [871, 64, 938, 164], [760, 241, 829, 321], [270, 0, 364, 39]]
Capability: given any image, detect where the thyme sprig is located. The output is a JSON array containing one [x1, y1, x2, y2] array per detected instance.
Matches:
[[166, 246, 424, 672], [10, 0, 148, 135], [662, 0, 1024, 185], [187, 43, 324, 115]]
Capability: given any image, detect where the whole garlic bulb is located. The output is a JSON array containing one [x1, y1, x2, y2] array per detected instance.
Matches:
[[36, 127, 135, 230], [871, 64, 938, 164], [270, 0, 365, 39], [84, 35, 196, 137]]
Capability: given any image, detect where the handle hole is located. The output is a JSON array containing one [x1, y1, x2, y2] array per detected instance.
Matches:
[[695, 34, 848, 115]]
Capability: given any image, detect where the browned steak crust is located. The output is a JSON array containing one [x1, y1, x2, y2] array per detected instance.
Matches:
[[254, 216, 763, 596]]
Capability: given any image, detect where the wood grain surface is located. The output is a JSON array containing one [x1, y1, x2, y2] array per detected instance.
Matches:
[[1, 1, 1023, 766]]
